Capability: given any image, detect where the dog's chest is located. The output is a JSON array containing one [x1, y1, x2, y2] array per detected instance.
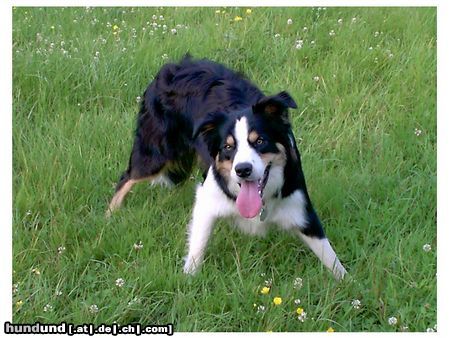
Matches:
[[233, 190, 307, 236]]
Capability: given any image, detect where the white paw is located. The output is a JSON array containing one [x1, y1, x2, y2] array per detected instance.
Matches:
[[183, 255, 201, 275]]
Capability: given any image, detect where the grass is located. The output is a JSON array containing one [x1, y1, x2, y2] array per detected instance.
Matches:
[[12, 6, 436, 332]]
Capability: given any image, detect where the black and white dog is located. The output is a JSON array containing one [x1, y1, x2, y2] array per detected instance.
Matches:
[[107, 56, 347, 280]]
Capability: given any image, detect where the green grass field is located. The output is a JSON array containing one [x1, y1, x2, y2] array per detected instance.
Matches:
[[12, 6, 436, 332]]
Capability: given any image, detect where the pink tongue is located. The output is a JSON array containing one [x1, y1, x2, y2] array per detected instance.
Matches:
[[236, 181, 262, 218]]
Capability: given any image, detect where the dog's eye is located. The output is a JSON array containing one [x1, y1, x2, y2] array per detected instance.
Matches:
[[224, 144, 234, 151], [256, 137, 264, 145]]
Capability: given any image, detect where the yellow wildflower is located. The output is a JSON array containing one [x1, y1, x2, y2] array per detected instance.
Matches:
[[261, 286, 270, 294], [246, 9, 252, 15], [234, 16, 243, 22], [296, 307, 304, 315], [113, 24, 119, 30], [15, 300, 24, 309], [215, 10, 221, 14], [327, 327, 335, 332], [273, 297, 282, 305]]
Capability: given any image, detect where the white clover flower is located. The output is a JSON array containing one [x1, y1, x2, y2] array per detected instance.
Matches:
[[134, 240, 144, 250], [351, 299, 361, 309], [43, 304, 53, 312], [303, 26, 308, 32], [57, 246, 66, 254], [89, 304, 99, 314], [293, 277, 303, 288], [295, 40, 303, 49], [329, 30, 335, 36], [294, 298, 301, 305], [171, 28, 177, 35], [388, 316, 398, 326], [313, 76, 320, 82], [351, 17, 357, 23], [297, 310, 307, 322], [13, 283, 19, 294], [374, 31, 380, 37], [287, 18, 293, 25], [152, 14, 157, 20], [115, 278, 125, 287], [257, 305, 266, 313], [423, 243, 432, 252], [415, 128, 423, 136], [274, 33, 281, 38], [162, 53, 169, 60], [338, 18, 343, 24], [426, 327, 435, 333]]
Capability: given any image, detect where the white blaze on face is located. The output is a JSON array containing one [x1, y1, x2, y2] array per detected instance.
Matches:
[[232, 117, 265, 219], [232, 117, 265, 178]]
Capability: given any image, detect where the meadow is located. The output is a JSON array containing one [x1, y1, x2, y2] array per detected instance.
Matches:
[[12, 6, 436, 332]]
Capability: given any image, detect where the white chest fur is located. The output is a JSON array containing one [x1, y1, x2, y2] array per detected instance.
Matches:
[[233, 190, 308, 236]]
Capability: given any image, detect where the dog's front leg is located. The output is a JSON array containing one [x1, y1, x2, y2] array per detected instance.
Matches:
[[183, 207, 216, 274], [295, 230, 347, 280], [183, 175, 224, 274]]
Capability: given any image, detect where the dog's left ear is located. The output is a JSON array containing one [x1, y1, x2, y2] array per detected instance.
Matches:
[[253, 91, 297, 122]]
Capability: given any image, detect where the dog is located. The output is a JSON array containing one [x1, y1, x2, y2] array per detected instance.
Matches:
[[107, 56, 347, 280]]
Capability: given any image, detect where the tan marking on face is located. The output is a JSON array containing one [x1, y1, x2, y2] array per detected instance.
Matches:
[[248, 130, 260, 143], [261, 142, 287, 167], [226, 135, 235, 147], [265, 104, 278, 114], [215, 154, 232, 177]]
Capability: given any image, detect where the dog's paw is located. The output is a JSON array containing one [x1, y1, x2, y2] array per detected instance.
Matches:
[[183, 256, 201, 275]]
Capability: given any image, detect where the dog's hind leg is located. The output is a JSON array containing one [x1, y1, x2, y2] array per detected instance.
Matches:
[[106, 142, 168, 217], [106, 173, 136, 217]]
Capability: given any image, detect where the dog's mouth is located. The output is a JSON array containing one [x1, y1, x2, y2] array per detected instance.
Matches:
[[236, 163, 272, 219]]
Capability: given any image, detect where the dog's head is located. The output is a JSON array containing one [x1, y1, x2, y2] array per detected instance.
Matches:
[[194, 91, 298, 218]]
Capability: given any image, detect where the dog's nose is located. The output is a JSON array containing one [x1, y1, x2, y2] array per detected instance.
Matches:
[[235, 162, 253, 178]]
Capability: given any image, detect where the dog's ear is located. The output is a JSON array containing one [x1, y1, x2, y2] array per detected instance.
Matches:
[[193, 112, 227, 157], [253, 91, 297, 123]]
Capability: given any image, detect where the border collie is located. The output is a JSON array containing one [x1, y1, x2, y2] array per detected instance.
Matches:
[[107, 56, 347, 280]]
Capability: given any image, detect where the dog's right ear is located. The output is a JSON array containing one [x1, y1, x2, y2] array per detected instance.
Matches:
[[193, 112, 227, 157]]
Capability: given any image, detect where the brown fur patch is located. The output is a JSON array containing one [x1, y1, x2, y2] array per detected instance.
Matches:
[[264, 104, 278, 114], [261, 143, 287, 167], [215, 155, 232, 177], [248, 130, 260, 143], [226, 135, 235, 147]]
